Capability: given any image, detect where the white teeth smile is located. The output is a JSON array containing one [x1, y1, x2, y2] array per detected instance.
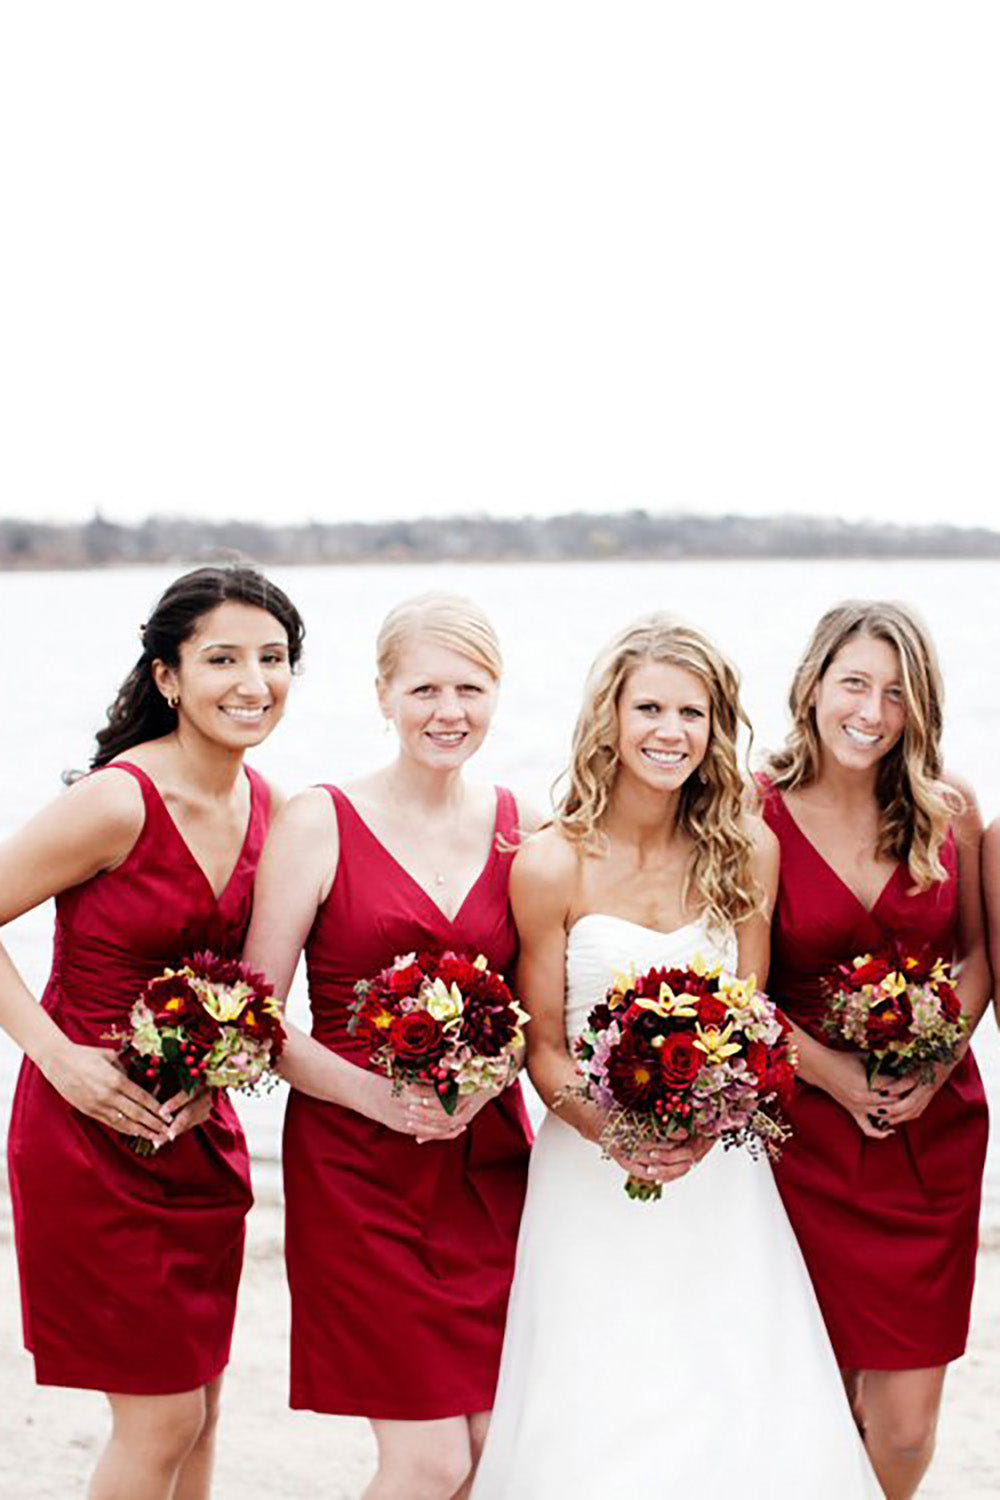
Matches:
[[843, 725, 879, 746], [642, 749, 686, 765], [221, 706, 268, 721], [428, 732, 465, 744]]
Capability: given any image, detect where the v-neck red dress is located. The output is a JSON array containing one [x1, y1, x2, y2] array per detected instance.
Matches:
[[762, 782, 988, 1370], [7, 760, 268, 1393], [283, 785, 532, 1419]]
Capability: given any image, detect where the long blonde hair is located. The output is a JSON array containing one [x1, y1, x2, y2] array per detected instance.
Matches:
[[766, 601, 960, 888], [556, 614, 760, 930]]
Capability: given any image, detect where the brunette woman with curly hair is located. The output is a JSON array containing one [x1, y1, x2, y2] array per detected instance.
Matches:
[[472, 613, 878, 1499], [759, 601, 989, 1500]]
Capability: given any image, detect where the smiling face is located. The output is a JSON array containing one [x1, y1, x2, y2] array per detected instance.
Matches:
[[811, 632, 906, 773], [615, 658, 712, 794], [153, 601, 292, 750], [378, 635, 498, 769]]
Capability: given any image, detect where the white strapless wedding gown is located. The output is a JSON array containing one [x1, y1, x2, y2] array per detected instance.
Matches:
[[472, 915, 880, 1500]]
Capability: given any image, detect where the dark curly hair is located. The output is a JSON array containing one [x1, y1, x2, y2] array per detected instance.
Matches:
[[92, 564, 305, 768]]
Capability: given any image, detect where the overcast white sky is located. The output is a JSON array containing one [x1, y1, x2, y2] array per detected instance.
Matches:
[[2, 4, 998, 530]]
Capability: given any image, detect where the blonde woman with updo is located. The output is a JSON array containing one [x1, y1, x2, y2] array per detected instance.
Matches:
[[244, 593, 533, 1500], [472, 614, 878, 1500], [759, 602, 989, 1500]]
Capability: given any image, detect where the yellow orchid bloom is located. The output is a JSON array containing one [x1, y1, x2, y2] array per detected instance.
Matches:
[[608, 966, 636, 1009], [882, 971, 907, 998], [635, 982, 698, 1020], [718, 973, 756, 1009], [693, 1021, 742, 1064]]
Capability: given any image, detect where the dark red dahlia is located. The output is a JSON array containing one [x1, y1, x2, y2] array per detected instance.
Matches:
[[865, 994, 913, 1047], [607, 1038, 663, 1109]]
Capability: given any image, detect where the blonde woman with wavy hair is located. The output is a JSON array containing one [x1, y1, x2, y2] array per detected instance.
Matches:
[[472, 614, 879, 1500], [759, 600, 989, 1500]]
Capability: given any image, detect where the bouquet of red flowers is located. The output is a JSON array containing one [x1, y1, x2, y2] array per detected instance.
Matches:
[[348, 950, 528, 1115], [574, 958, 796, 1201], [116, 951, 285, 1155], [824, 946, 966, 1085]]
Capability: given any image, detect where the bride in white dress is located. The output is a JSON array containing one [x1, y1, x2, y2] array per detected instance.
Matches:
[[472, 615, 879, 1500]]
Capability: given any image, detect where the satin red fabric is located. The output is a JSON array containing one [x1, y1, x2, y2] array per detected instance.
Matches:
[[7, 761, 268, 1393], [283, 785, 531, 1418], [762, 782, 988, 1370]]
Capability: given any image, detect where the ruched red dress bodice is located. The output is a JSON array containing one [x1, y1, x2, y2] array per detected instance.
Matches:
[[762, 782, 988, 1369], [283, 785, 532, 1419], [7, 761, 269, 1393]]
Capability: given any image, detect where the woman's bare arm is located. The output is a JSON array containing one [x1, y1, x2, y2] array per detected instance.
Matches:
[[0, 771, 170, 1143], [243, 789, 461, 1140]]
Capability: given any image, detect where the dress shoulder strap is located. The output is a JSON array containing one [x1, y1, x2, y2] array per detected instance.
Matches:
[[753, 772, 785, 831], [494, 786, 521, 849]]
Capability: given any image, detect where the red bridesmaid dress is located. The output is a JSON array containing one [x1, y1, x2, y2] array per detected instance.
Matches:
[[283, 785, 532, 1419], [761, 782, 989, 1370], [7, 761, 269, 1393]]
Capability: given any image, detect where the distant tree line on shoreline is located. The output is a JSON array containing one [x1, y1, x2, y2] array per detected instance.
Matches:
[[3, 510, 1000, 569]]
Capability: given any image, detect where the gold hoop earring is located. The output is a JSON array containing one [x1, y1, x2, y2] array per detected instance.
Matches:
[[167, 694, 180, 710]]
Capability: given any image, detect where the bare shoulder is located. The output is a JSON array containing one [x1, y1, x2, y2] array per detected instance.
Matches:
[[271, 785, 337, 838], [255, 773, 286, 817], [509, 791, 545, 836], [511, 824, 578, 893], [941, 769, 979, 809], [0, 766, 146, 913], [743, 810, 778, 857], [941, 770, 983, 843], [61, 765, 146, 840]]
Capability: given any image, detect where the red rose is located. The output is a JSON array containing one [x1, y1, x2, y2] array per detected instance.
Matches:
[[697, 995, 729, 1029], [660, 1032, 703, 1091], [389, 963, 424, 997], [388, 1010, 444, 1061], [434, 953, 477, 990], [746, 1040, 768, 1084], [766, 1057, 797, 1107]]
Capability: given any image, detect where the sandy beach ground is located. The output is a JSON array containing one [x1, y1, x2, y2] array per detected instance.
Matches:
[[1, 1163, 997, 1500]]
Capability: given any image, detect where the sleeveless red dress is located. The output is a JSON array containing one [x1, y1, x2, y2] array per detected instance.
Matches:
[[7, 761, 269, 1394], [283, 785, 532, 1419], [762, 783, 989, 1370]]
